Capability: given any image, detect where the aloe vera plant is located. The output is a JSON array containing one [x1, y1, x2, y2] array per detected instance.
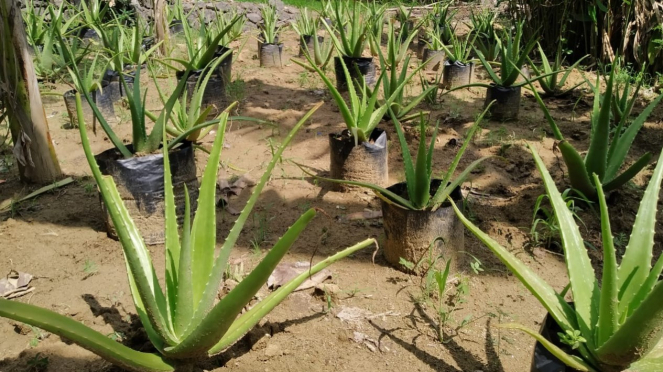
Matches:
[[291, 18, 334, 71], [299, 47, 410, 145], [0, 98, 376, 371], [291, 8, 317, 38], [379, 19, 421, 69], [474, 22, 539, 88], [175, 12, 241, 70], [323, 0, 368, 58], [454, 145, 663, 372], [469, 8, 499, 62], [439, 25, 477, 64], [302, 105, 492, 211], [366, 0, 387, 56], [260, 3, 281, 44], [527, 66, 663, 198], [375, 43, 434, 121], [529, 42, 588, 97]]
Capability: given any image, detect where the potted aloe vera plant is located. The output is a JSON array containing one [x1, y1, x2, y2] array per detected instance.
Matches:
[[472, 22, 540, 121], [469, 8, 500, 62], [291, 8, 321, 58], [301, 105, 492, 273], [455, 144, 663, 372], [302, 51, 412, 191], [291, 19, 334, 72], [0, 98, 377, 371], [422, 26, 446, 71], [59, 29, 220, 245], [526, 65, 663, 199], [170, 12, 240, 115], [439, 26, 477, 89], [375, 39, 435, 122], [258, 3, 284, 68], [323, 0, 375, 91], [366, 0, 387, 57]]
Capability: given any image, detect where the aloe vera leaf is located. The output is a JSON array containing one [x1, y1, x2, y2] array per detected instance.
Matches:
[[189, 110, 228, 308], [430, 103, 490, 207], [557, 55, 589, 90], [524, 76, 564, 141], [431, 156, 490, 212], [603, 153, 652, 193], [162, 112, 182, 324], [503, 34, 538, 87], [0, 299, 175, 372], [499, 323, 595, 371], [302, 53, 355, 133], [58, 37, 130, 157], [196, 16, 240, 69], [174, 185, 193, 337], [617, 149, 663, 315], [532, 145, 600, 352], [77, 94, 175, 343], [122, 63, 147, 152], [145, 65, 193, 154], [207, 238, 377, 355], [595, 174, 619, 347], [187, 54, 229, 126], [164, 209, 317, 357], [450, 199, 577, 332], [412, 117, 431, 208], [597, 281, 663, 369], [399, 86, 436, 118], [390, 112, 416, 206], [475, 47, 502, 85], [182, 103, 323, 339], [605, 93, 663, 182], [296, 162, 416, 210], [556, 141, 596, 198], [584, 68, 613, 180]]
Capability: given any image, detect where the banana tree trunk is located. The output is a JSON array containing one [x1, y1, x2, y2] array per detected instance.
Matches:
[[154, 0, 169, 56], [0, 0, 61, 183]]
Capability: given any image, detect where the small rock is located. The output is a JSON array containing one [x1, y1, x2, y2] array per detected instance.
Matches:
[[246, 12, 262, 24], [264, 343, 283, 358]]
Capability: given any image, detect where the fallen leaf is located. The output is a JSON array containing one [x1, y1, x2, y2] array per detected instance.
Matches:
[[267, 262, 331, 291]]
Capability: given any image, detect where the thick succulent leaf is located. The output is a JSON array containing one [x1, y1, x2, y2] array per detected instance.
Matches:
[[164, 209, 317, 357], [475, 48, 502, 85], [77, 95, 175, 343], [301, 54, 355, 131], [558, 141, 596, 198], [617, 149, 663, 315], [207, 238, 378, 355], [181, 103, 324, 340], [0, 299, 174, 372], [162, 115, 181, 325], [412, 117, 431, 209], [605, 93, 663, 182], [189, 110, 228, 308], [595, 174, 619, 347], [390, 112, 416, 206], [603, 153, 652, 193], [296, 162, 416, 209], [584, 68, 613, 181], [532, 145, 599, 353], [597, 281, 663, 369], [499, 323, 595, 371], [174, 185, 193, 337], [631, 339, 663, 372], [450, 198, 577, 332]]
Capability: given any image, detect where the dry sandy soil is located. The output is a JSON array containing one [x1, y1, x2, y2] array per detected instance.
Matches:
[[2, 13, 663, 372]]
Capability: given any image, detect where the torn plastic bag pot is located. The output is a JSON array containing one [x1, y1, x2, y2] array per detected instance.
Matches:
[[63, 85, 115, 129], [94, 142, 198, 245], [259, 43, 283, 68], [443, 61, 474, 89], [169, 20, 184, 34], [329, 129, 388, 192], [484, 84, 521, 121], [333, 56, 377, 92], [257, 36, 279, 60], [175, 69, 226, 118], [299, 35, 323, 57], [381, 180, 464, 275], [531, 306, 582, 372], [422, 48, 445, 72]]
